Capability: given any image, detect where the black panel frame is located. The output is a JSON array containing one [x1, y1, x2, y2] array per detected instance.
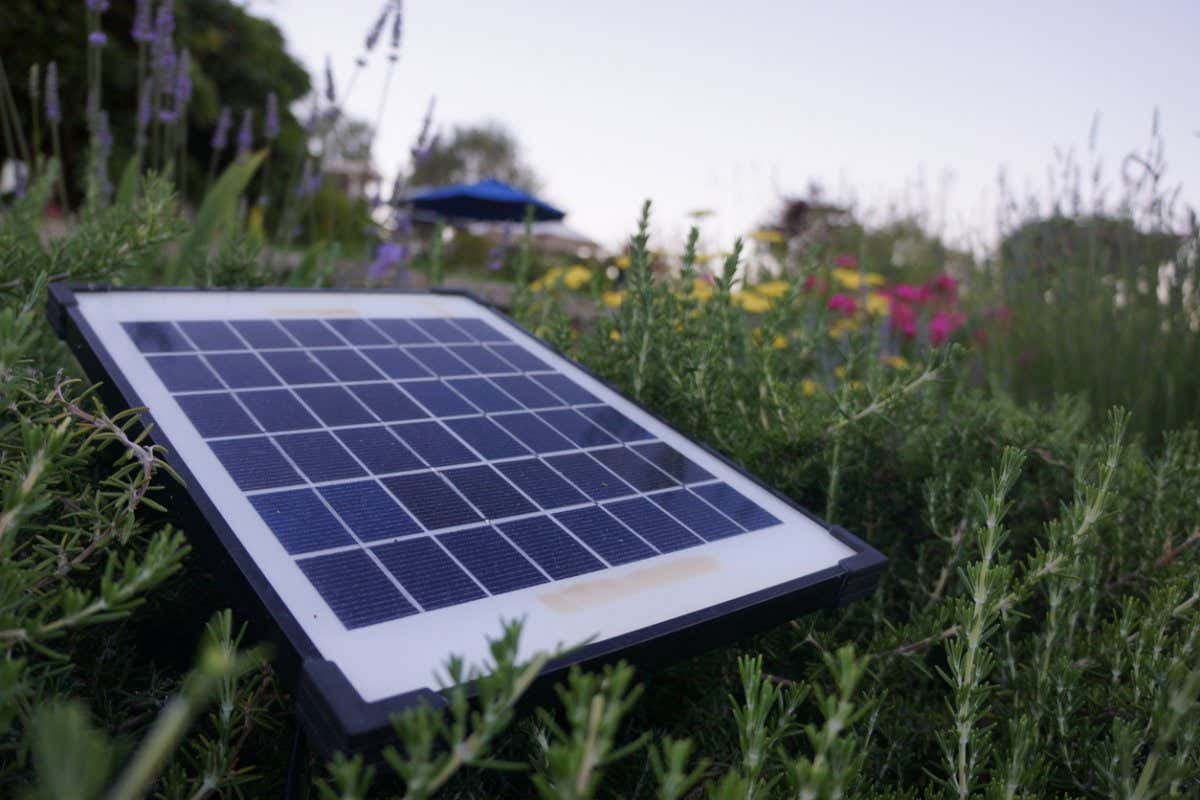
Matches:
[[47, 283, 887, 759]]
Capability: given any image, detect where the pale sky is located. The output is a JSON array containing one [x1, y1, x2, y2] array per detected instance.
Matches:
[[251, 0, 1199, 252]]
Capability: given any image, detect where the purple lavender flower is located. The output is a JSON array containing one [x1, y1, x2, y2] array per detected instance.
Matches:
[[44, 62, 60, 123], [295, 161, 323, 198], [132, 0, 154, 42], [86, 0, 110, 12], [152, 2, 177, 83], [486, 224, 513, 271], [410, 96, 436, 163], [210, 106, 232, 151], [175, 49, 192, 105], [368, 241, 407, 282], [157, 108, 178, 124], [236, 109, 253, 158], [389, 0, 403, 56], [264, 92, 279, 140], [88, 31, 108, 47], [365, 3, 391, 52], [324, 57, 336, 104]]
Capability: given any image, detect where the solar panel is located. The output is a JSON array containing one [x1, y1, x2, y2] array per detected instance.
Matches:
[[48, 286, 885, 757]]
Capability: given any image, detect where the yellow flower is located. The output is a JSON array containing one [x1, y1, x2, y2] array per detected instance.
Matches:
[[733, 290, 772, 314], [801, 379, 820, 397], [609, 329, 622, 341], [832, 269, 887, 290], [683, 278, 714, 303], [749, 229, 786, 245], [601, 290, 624, 308], [754, 280, 791, 299], [751, 329, 788, 349], [828, 317, 861, 338], [865, 292, 890, 316], [882, 355, 910, 369], [529, 278, 545, 291], [615, 255, 631, 269], [834, 365, 847, 379], [563, 265, 592, 290]]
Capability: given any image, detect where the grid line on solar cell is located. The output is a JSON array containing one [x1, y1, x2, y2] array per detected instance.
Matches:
[[399, 379, 479, 417], [123, 321, 194, 352], [229, 320, 297, 348], [489, 375, 563, 409], [360, 347, 432, 379], [441, 464, 537, 519], [605, 496, 704, 553], [203, 352, 280, 389], [148, 355, 223, 392], [296, 549, 417, 628], [310, 348, 385, 381], [553, 506, 657, 566], [445, 377, 522, 412], [237, 389, 320, 432], [650, 488, 744, 541], [498, 516, 605, 579], [390, 421, 479, 468], [382, 471, 482, 530], [372, 537, 486, 610], [530, 373, 600, 405], [333, 427, 424, 474], [178, 320, 245, 350], [589, 446, 678, 491], [319, 480, 422, 542], [437, 526, 548, 594], [327, 318, 389, 345], [536, 409, 617, 448], [495, 458, 588, 510], [492, 412, 575, 454], [630, 441, 714, 484], [250, 488, 357, 554], [544, 451, 634, 500], [410, 318, 474, 343], [176, 392, 261, 438], [280, 319, 344, 347], [690, 482, 781, 531], [349, 383, 428, 422]]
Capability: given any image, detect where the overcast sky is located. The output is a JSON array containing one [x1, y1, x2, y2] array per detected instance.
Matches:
[[251, 0, 1199, 251]]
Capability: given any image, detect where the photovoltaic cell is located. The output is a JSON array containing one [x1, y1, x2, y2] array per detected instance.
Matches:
[[123, 321, 193, 352], [410, 318, 473, 343], [487, 343, 550, 372], [250, 488, 356, 554], [589, 447, 677, 491], [333, 427, 423, 474], [361, 347, 431, 380], [148, 355, 223, 391], [176, 392, 260, 438], [605, 496, 703, 553], [495, 458, 588, 509], [577, 406, 653, 442], [442, 465, 536, 519], [373, 537, 485, 610], [536, 409, 617, 448], [447, 345, 517, 374], [445, 378, 522, 412], [210, 437, 301, 490], [274, 431, 366, 482], [369, 318, 432, 344], [205, 353, 280, 389], [310, 349, 384, 382], [531, 373, 599, 405], [405, 346, 475, 377], [401, 380, 478, 417], [650, 489, 742, 541], [544, 451, 633, 500], [260, 350, 335, 384], [444, 417, 530, 459], [630, 442, 713, 484], [691, 483, 781, 531], [230, 320, 295, 348], [390, 421, 477, 467], [349, 383, 428, 422], [554, 506, 656, 565], [437, 526, 546, 594], [490, 375, 563, 408], [237, 389, 320, 432], [492, 413, 575, 454], [453, 318, 506, 342], [280, 319, 343, 347], [320, 480, 421, 541], [326, 318, 389, 345], [293, 386, 375, 426], [498, 516, 604, 579], [178, 320, 244, 350], [298, 549, 416, 629], [382, 472, 482, 530]]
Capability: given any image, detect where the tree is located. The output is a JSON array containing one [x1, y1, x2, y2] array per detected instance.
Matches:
[[0, 0, 311, 204], [408, 121, 540, 191]]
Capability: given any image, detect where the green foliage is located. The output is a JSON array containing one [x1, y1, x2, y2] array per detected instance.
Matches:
[[408, 121, 541, 192]]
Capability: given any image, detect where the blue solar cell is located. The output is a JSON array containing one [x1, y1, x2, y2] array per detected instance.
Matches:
[[250, 489, 356, 554], [123, 321, 193, 353], [148, 355, 223, 391], [531, 373, 600, 405], [361, 347, 432, 380], [487, 343, 550, 372], [445, 378, 522, 412], [444, 416, 529, 459], [382, 472, 482, 530], [410, 318, 473, 343], [438, 526, 546, 594], [333, 427, 423, 474], [237, 389, 320, 432], [280, 319, 343, 347], [229, 319, 297, 348], [274, 431, 366, 482], [544, 452, 634, 500], [499, 516, 604, 579], [178, 321, 244, 350], [309, 348, 384, 382], [536, 409, 617, 448], [490, 375, 563, 408], [373, 538, 485, 610], [589, 447, 677, 491], [446, 345, 517, 374], [390, 421, 477, 467], [369, 318, 433, 344], [325, 318, 389, 345], [554, 506, 656, 565], [691, 483, 780, 531], [205, 352, 280, 389], [259, 350, 335, 385], [176, 392, 260, 437], [293, 386, 375, 426], [298, 549, 416, 629], [210, 437, 301, 490], [319, 480, 421, 541], [400, 380, 478, 417], [405, 346, 475, 377], [495, 458, 588, 509], [650, 489, 743, 541], [605, 496, 703, 553], [630, 442, 714, 484], [492, 413, 575, 454], [349, 383, 428, 421], [453, 318, 508, 342], [442, 465, 537, 519], [577, 406, 653, 442]]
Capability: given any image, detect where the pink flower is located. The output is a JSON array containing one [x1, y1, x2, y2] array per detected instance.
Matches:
[[891, 301, 917, 338], [828, 293, 857, 315], [803, 275, 827, 294], [929, 311, 966, 344], [893, 283, 927, 303], [928, 272, 957, 297], [834, 253, 858, 268]]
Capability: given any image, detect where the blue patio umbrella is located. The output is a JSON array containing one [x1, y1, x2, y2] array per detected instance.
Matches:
[[408, 178, 565, 222]]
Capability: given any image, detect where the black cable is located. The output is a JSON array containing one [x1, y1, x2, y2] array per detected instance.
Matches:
[[284, 725, 308, 800]]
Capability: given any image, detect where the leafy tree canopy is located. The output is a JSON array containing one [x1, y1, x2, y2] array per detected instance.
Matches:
[[408, 120, 540, 192]]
